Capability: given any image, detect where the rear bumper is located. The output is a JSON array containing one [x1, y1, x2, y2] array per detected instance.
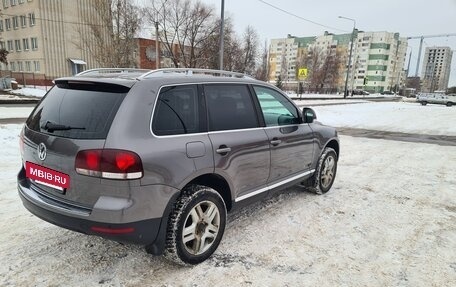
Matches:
[[19, 187, 160, 245], [17, 167, 180, 251]]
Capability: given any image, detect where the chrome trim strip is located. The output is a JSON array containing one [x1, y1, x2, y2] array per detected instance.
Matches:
[[235, 169, 315, 202], [21, 185, 90, 217]]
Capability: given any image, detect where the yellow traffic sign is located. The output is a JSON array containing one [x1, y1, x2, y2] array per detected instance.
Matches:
[[298, 68, 308, 79]]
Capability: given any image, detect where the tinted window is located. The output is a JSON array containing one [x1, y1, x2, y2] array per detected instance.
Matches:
[[26, 82, 128, 139], [152, 85, 200, 136], [253, 86, 299, 126], [205, 84, 258, 131]]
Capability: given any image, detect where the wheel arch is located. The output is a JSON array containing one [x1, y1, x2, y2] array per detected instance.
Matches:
[[184, 173, 233, 211], [324, 138, 340, 159]]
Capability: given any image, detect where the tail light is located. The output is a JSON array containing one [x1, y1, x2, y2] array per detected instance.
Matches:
[[75, 149, 143, 179]]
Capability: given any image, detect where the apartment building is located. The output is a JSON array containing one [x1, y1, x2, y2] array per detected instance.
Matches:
[[421, 46, 453, 92], [268, 31, 408, 93], [352, 31, 407, 93], [0, 0, 102, 79]]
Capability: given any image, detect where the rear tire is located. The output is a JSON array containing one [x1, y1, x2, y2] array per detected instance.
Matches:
[[304, 147, 338, 195], [421, 101, 427, 106], [447, 102, 453, 107], [164, 185, 226, 265]]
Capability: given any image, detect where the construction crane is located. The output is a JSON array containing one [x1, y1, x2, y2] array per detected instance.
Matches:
[[407, 33, 456, 76]]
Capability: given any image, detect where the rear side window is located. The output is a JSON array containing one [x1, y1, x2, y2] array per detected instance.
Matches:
[[26, 82, 128, 139], [152, 85, 201, 136], [205, 84, 259, 131]]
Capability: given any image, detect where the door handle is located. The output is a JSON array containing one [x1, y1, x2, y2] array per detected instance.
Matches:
[[216, 145, 231, 155], [270, 138, 282, 146]]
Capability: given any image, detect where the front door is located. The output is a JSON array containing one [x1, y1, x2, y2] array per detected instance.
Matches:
[[252, 85, 315, 185]]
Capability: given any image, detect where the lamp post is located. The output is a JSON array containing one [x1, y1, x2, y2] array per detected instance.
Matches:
[[339, 16, 356, 98], [219, 0, 225, 70]]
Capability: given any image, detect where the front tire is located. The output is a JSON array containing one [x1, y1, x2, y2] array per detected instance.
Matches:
[[305, 147, 338, 194], [447, 102, 453, 107], [421, 101, 427, 106], [164, 185, 226, 265]]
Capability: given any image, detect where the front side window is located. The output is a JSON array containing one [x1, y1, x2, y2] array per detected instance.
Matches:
[[253, 86, 299, 126], [152, 85, 200, 136], [205, 84, 258, 131]]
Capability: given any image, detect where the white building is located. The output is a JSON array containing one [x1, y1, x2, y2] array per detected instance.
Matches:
[[268, 31, 408, 93], [421, 46, 453, 92]]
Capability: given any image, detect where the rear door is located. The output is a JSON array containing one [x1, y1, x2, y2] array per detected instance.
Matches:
[[204, 84, 270, 201], [22, 81, 130, 207], [252, 85, 314, 185]]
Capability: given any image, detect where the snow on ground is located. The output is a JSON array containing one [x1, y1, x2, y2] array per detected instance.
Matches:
[[8, 86, 49, 98], [0, 106, 34, 119], [312, 101, 456, 136], [0, 123, 455, 286]]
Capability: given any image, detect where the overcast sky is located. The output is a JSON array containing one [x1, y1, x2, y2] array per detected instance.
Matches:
[[201, 0, 456, 86]]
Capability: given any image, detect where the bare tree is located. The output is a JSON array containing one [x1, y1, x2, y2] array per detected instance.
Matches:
[[254, 39, 269, 81], [240, 26, 258, 74], [79, 0, 141, 67], [148, 0, 219, 68], [302, 46, 342, 93]]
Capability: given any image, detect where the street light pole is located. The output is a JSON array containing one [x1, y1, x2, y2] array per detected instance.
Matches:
[[219, 0, 225, 70], [155, 17, 160, 69], [339, 16, 356, 98]]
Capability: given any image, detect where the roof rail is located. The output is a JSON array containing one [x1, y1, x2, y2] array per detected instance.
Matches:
[[139, 68, 254, 79], [76, 68, 151, 77]]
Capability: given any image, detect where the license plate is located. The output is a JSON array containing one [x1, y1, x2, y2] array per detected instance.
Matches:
[[26, 161, 70, 191]]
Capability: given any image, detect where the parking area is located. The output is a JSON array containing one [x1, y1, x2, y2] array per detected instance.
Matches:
[[1, 119, 455, 286]]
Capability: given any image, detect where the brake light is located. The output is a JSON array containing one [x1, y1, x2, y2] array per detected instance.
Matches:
[[75, 149, 143, 179]]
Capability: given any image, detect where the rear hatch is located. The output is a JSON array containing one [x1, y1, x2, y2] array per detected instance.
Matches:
[[21, 79, 131, 208]]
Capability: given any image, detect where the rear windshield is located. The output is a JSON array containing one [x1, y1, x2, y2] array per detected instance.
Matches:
[[26, 82, 129, 139]]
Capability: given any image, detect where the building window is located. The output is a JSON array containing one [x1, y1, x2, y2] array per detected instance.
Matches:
[[10, 0, 17, 5], [19, 0, 24, 3], [3, 0, 9, 8], [25, 61, 31, 71], [20, 15, 27, 27], [10, 62, 16, 71], [5, 18, 11, 30], [34, 60, 40, 71], [18, 61, 23, 71], [13, 16, 19, 29], [0, 20, 3, 32], [0, 41, 5, 49], [31, 37, 38, 50], [15, 39, 21, 51], [7, 40, 13, 52], [23, 38, 29, 50], [29, 12, 35, 26]]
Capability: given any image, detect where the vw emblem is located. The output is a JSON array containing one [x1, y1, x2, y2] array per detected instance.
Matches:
[[37, 143, 47, 161]]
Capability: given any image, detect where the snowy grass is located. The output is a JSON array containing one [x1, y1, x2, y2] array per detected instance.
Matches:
[[312, 101, 456, 136], [8, 86, 49, 98]]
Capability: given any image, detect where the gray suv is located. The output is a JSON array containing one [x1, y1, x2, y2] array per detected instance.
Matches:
[[18, 68, 339, 264]]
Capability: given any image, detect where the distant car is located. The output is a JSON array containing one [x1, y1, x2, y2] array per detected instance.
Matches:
[[352, 89, 369, 95], [381, 90, 395, 95], [416, 93, 456, 107]]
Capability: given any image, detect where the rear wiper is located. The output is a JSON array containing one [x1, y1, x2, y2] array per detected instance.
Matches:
[[42, 121, 86, 132]]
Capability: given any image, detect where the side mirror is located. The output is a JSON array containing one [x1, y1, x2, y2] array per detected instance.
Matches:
[[303, 107, 317, 123]]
